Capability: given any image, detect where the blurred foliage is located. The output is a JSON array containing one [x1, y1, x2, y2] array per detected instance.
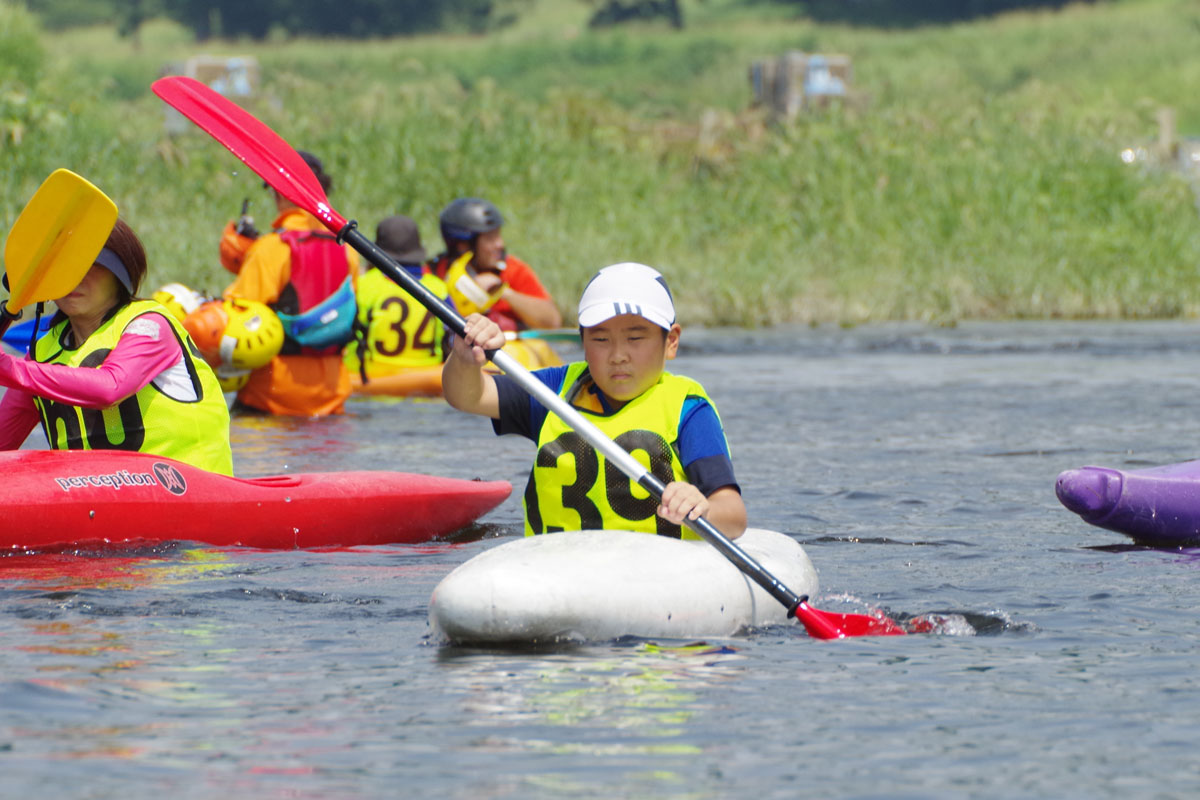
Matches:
[[1, 2, 45, 85], [587, 0, 685, 29], [4, 0, 1200, 325], [782, 0, 1097, 26], [22, 0, 525, 38], [0, 3, 63, 146], [21, 0, 114, 29], [17, 0, 1111, 36]]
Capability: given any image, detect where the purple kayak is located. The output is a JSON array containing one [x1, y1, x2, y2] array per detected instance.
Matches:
[[1056, 460, 1200, 545]]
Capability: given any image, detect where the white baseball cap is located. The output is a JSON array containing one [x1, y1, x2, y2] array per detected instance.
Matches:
[[577, 262, 676, 330]]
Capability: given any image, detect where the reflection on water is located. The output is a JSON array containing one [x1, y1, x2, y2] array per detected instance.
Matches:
[[4, 322, 1200, 797], [437, 641, 744, 795], [0, 548, 235, 593], [230, 411, 367, 474]]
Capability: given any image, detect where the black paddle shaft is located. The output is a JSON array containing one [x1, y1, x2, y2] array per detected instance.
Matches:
[[338, 223, 471, 340], [657, 478, 809, 617]]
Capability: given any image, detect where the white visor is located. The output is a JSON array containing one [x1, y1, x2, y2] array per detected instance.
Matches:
[[576, 262, 676, 330]]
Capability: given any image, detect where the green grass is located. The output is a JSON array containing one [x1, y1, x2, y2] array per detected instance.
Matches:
[[4, 0, 1200, 325]]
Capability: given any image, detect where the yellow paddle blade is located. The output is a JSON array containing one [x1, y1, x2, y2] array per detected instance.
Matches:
[[3, 169, 118, 316]]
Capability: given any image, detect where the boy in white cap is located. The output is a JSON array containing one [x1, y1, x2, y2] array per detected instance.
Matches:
[[443, 262, 746, 539]]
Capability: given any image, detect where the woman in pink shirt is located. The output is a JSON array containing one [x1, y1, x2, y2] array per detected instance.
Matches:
[[0, 218, 233, 474]]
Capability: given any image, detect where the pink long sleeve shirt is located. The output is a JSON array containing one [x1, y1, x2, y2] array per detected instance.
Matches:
[[0, 313, 186, 449]]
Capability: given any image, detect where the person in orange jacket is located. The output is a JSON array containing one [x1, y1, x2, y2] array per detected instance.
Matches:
[[428, 197, 561, 333], [219, 151, 360, 417]]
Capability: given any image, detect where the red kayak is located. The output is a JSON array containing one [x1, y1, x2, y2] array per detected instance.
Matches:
[[0, 450, 511, 550]]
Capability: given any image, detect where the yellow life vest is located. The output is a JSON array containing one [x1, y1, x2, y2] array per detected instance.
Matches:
[[345, 267, 448, 376], [32, 300, 234, 475], [524, 361, 712, 540], [444, 251, 505, 316]]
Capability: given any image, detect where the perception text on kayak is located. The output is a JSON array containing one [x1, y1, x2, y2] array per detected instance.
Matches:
[[53, 467, 186, 494]]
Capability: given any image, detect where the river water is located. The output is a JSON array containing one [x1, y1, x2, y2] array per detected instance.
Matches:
[[3, 321, 1200, 798]]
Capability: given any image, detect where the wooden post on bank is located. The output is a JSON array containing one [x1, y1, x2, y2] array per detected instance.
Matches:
[[1157, 106, 1177, 162]]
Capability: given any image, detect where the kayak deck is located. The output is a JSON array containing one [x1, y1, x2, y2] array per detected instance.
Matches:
[[0, 450, 511, 550], [429, 528, 818, 645]]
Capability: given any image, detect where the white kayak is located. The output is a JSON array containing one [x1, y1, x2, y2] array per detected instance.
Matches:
[[428, 528, 818, 645]]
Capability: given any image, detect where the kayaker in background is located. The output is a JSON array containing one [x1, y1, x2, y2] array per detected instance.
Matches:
[[443, 261, 746, 539], [428, 197, 562, 332], [0, 218, 234, 474], [345, 215, 449, 383], [221, 150, 361, 417]]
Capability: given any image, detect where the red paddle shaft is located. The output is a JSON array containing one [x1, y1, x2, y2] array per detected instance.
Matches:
[[151, 76, 909, 640]]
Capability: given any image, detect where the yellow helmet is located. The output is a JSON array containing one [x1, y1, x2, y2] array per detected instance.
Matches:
[[152, 283, 204, 322], [215, 365, 251, 393], [445, 251, 505, 316], [183, 298, 284, 372], [221, 298, 284, 370]]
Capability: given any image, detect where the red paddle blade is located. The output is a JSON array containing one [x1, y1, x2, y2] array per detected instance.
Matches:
[[794, 601, 907, 639], [151, 76, 347, 232]]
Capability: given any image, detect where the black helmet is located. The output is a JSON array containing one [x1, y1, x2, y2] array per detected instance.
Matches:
[[439, 197, 504, 249]]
